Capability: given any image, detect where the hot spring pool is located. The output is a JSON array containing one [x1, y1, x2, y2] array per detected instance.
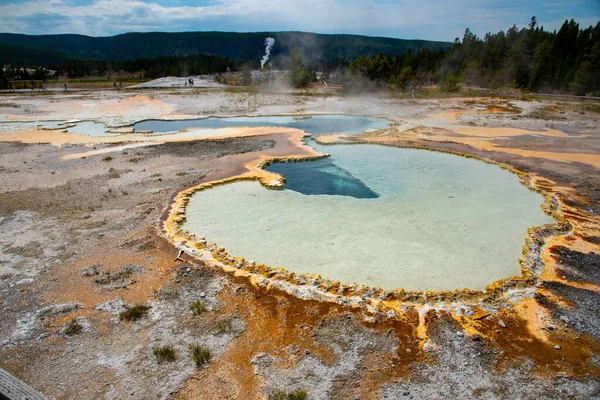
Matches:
[[133, 115, 390, 135], [182, 143, 554, 291], [14, 115, 389, 137]]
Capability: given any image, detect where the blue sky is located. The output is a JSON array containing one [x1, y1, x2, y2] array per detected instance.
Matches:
[[0, 0, 598, 41]]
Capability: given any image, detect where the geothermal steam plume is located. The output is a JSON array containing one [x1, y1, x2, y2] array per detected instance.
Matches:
[[261, 37, 275, 69]]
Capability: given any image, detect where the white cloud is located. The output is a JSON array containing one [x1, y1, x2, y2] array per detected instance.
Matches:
[[0, 0, 597, 40]]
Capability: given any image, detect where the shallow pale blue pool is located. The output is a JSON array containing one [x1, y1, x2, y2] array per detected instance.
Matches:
[[183, 142, 553, 291]]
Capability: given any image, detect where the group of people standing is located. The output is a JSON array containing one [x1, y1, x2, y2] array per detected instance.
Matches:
[[5, 80, 127, 92]]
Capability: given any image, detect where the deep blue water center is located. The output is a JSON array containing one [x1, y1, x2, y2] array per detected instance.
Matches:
[[266, 158, 378, 198]]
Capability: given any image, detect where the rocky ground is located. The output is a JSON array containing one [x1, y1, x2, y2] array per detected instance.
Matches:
[[0, 87, 599, 399]]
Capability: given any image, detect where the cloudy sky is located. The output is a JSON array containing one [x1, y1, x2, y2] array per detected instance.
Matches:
[[0, 0, 598, 41]]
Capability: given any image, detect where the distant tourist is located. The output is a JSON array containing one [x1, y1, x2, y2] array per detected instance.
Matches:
[[113, 82, 117, 89], [64, 83, 68, 91], [8, 81, 14, 93], [119, 81, 123, 89]]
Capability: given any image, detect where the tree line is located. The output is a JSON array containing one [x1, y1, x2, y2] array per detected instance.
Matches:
[[0, 53, 244, 83], [121, 55, 246, 79], [345, 17, 600, 95], [2, 17, 599, 95]]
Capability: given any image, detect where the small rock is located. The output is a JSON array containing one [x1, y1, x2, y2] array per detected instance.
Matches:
[[546, 325, 554, 331], [498, 320, 506, 328], [472, 334, 483, 342], [304, 350, 310, 355], [83, 264, 102, 277], [200, 292, 206, 298], [95, 299, 126, 314], [554, 345, 561, 350], [38, 303, 80, 317], [560, 316, 570, 324]]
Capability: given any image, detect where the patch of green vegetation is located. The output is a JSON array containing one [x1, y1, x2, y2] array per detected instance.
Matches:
[[268, 389, 308, 400], [153, 345, 176, 363], [191, 344, 210, 367], [583, 103, 600, 114], [226, 86, 259, 94], [102, 156, 113, 161], [288, 48, 312, 88], [129, 157, 141, 163], [190, 300, 206, 315], [441, 75, 460, 92], [213, 319, 232, 334], [0, 102, 20, 108], [119, 304, 150, 321], [63, 78, 149, 83], [289, 91, 334, 98], [94, 263, 139, 285], [528, 109, 554, 120], [217, 74, 247, 86], [108, 167, 120, 179], [65, 318, 83, 335]]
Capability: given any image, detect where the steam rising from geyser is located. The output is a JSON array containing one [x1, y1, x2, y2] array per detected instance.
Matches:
[[260, 37, 275, 69]]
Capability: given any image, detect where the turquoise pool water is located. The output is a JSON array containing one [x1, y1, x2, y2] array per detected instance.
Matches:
[[64, 121, 115, 136], [0, 121, 116, 136], [4, 115, 389, 137], [183, 143, 554, 291]]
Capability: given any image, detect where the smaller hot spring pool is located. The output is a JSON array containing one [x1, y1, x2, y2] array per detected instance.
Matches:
[[3, 115, 391, 138], [133, 115, 391, 135]]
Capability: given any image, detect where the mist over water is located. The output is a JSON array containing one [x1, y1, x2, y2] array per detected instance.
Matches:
[[183, 143, 554, 291]]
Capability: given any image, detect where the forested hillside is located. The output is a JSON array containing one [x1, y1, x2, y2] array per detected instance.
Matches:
[[1, 18, 598, 95], [0, 44, 76, 66], [0, 31, 451, 64]]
